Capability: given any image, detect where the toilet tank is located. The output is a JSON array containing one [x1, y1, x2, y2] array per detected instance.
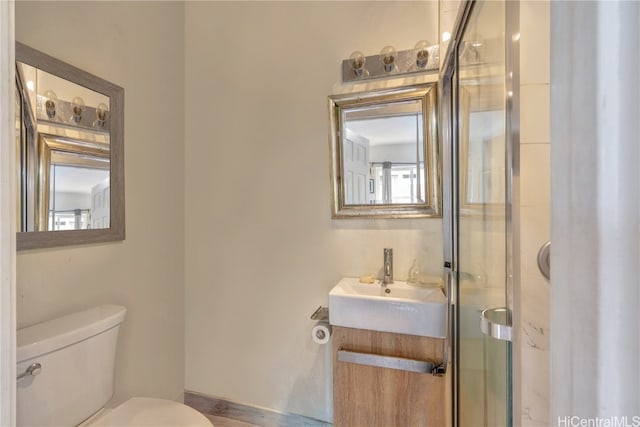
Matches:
[[16, 305, 127, 427]]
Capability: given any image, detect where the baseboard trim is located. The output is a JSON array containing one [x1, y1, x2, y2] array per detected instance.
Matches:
[[184, 390, 332, 427]]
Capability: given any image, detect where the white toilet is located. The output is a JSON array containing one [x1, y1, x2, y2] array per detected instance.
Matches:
[[16, 305, 213, 427]]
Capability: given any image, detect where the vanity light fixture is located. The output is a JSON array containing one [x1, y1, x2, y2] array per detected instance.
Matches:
[[95, 103, 109, 129], [43, 90, 57, 119], [414, 40, 431, 68], [71, 96, 84, 123], [36, 92, 109, 129], [380, 45, 397, 72], [341, 41, 439, 82], [349, 51, 366, 77]]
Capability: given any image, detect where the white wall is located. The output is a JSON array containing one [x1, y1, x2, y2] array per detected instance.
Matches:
[[0, 1, 16, 424], [370, 142, 417, 163], [55, 193, 91, 211], [15, 1, 186, 405], [184, 2, 440, 422], [551, 1, 640, 421]]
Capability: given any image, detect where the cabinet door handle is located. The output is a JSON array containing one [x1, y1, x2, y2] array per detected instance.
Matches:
[[338, 349, 436, 374]]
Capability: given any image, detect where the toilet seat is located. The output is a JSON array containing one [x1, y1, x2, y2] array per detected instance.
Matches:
[[85, 397, 213, 427]]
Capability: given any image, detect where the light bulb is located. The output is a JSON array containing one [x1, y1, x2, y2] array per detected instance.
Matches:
[[72, 96, 85, 123], [95, 102, 109, 128], [415, 40, 431, 68], [380, 45, 397, 72], [349, 51, 366, 77], [43, 90, 57, 119]]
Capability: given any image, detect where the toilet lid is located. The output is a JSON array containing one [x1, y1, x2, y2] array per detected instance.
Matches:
[[88, 397, 213, 427]]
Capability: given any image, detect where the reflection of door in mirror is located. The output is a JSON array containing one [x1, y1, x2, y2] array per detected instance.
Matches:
[[459, 84, 506, 211], [466, 111, 505, 204], [16, 60, 111, 232], [342, 129, 370, 205]]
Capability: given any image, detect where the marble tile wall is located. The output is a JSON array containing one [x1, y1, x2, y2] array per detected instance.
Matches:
[[519, 1, 550, 425]]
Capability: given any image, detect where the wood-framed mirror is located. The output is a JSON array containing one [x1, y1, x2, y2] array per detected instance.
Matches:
[[328, 83, 440, 219], [15, 42, 124, 250]]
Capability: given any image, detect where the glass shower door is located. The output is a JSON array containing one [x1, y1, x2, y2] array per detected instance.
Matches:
[[454, 0, 514, 426]]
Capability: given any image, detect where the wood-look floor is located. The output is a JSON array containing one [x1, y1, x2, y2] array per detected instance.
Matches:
[[186, 391, 332, 427], [205, 414, 262, 427]]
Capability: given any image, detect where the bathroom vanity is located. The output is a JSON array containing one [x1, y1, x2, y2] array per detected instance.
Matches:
[[329, 278, 447, 426], [332, 327, 445, 426]]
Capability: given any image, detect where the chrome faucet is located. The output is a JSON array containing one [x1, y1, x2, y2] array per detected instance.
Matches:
[[383, 248, 394, 285]]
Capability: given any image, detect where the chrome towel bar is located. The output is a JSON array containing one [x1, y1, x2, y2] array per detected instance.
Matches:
[[338, 349, 440, 374]]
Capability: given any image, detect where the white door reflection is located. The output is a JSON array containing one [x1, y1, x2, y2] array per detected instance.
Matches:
[[465, 110, 505, 205]]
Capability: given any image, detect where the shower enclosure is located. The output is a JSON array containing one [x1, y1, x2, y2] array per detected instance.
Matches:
[[442, 1, 519, 425]]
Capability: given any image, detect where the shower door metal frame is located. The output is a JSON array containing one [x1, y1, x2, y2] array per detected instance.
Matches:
[[439, 0, 520, 425]]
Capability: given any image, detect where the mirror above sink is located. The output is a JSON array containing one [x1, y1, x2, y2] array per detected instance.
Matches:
[[15, 42, 124, 250], [328, 83, 440, 219]]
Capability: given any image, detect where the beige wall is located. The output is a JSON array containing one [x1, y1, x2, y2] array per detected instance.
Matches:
[[184, 1, 440, 422], [519, 1, 550, 425], [15, 1, 186, 405], [14, 1, 442, 421]]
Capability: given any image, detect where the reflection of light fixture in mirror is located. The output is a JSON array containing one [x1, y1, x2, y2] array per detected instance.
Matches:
[[26, 80, 35, 91], [380, 45, 397, 72], [43, 90, 57, 119], [71, 96, 85, 123], [349, 51, 366, 77], [463, 34, 484, 63], [414, 40, 431, 68], [95, 102, 109, 129], [441, 32, 451, 42]]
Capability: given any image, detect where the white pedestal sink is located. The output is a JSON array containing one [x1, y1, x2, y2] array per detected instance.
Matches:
[[328, 277, 447, 338]]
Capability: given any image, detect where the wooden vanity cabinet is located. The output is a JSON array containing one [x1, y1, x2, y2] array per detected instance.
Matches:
[[332, 326, 446, 427]]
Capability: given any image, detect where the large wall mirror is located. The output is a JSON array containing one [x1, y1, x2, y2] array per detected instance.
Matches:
[[329, 83, 440, 218], [15, 42, 124, 250]]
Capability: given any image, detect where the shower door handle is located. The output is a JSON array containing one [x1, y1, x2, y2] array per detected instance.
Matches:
[[480, 307, 512, 342], [537, 241, 551, 281]]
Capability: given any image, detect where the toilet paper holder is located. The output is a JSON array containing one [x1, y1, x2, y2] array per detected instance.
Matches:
[[310, 306, 329, 322]]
